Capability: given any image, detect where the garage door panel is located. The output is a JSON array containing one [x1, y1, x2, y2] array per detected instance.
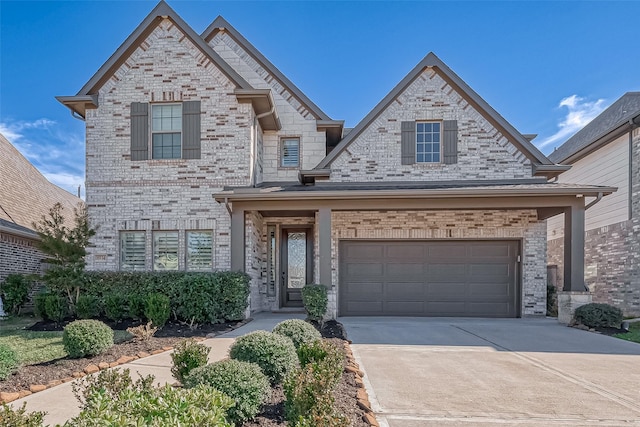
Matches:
[[386, 244, 425, 259], [386, 263, 425, 276], [469, 263, 511, 278], [427, 282, 467, 299], [470, 244, 511, 258], [343, 281, 384, 296], [344, 244, 384, 259], [345, 262, 383, 277], [469, 283, 512, 297], [428, 244, 467, 258], [386, 282, 425, 299], [429, 264, 468, 281]]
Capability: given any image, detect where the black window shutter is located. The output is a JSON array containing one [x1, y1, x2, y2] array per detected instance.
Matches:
[[130, 102, 149, 161], [442, 120, 458, 164], [401, 121, 416, 165], [182, 100, 201, 159]]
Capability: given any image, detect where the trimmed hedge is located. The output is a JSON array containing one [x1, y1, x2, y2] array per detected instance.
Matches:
[[574, 303, 623, 328], [63, 320, 114, 358], [301, 285, 328, 322], [171, 339, 210, 383], [229, 331, 299, 384], [273, 319, 321, 349]]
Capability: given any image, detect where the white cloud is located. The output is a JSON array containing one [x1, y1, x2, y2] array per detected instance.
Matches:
[[43, 172, 85, 198], [536, 95, 606, 150]]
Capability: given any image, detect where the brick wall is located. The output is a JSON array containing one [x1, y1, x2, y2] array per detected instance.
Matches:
[[0, 232, 42, 282]]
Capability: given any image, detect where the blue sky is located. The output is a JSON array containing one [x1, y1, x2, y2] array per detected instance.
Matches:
[[2, 1, 639, 197]]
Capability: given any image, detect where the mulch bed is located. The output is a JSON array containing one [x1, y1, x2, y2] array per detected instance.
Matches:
[[1, 317, 372, 426]]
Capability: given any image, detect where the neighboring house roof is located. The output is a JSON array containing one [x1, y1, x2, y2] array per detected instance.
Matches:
[[549, 92, 640, 164], [57, 1, 253, 118], [0, 133, 81, 232], [315, 52, 553, 169], [0, 218, 38, 239], [201, 16, 332, 121]]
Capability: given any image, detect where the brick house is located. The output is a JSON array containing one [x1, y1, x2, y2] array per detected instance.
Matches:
[[58, 1, 613, 320], [548, 93, 640, 316], [0, 133, 81, 283]]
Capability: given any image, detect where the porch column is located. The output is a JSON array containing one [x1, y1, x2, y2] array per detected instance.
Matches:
[[230, 208, 245, 272], [318, 208, 332, 286], [563, 203, 586, 291]]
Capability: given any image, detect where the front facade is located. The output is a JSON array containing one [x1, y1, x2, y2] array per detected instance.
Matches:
[[60, 1, 612, 319], [548, 93, 640, 316]]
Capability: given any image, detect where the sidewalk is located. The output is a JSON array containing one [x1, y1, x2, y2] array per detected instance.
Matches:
[[12, 312, 303, 426]]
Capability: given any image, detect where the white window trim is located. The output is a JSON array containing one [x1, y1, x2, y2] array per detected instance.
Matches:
[[151, 103, 182, 160], [186, 230, 214, 271], [153, 230, 179, 271], [120, 231, 146, 271], [415, 121, 442, 164], [279, 137, 301, 169]]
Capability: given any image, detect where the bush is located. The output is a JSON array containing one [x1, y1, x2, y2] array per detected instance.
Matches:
[[63, 319, 114, 358], [184, 359, 270, 424], [0, 403, 45, 427], [34, 292, 51, 320], [0, 274, 32, 315], [173, 274, 221, 326], [215, 271, 250, 321], [144, 293, 170, 328], [104, 293, 127, 322], [126, 322, 157, 341], [297, 340, 345, 379], [67, 369, 232, 427], [171, 339, 210, 383], [273, 319, 321, 349], [127, 293, 146, 320], [574, 303, 623, 328], [301, 284, 328, 322], [293, 412, 350, 427], [0, 344, 19, 381], [44, 294, 67, 323], [75, 294, 101, 319], [229, 330, 298, 384]]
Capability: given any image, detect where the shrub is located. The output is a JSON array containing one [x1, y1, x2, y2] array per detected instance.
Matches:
[[0, 344, 19, 381], [0, 403, 45, 427], [63, 319, 114, 358], [173, 274, 221, 327], [44, 294, 67, 323], [215, 271, 250, 321], [170, 339, 210, 383], [34, 292, 51, 320], [229, 330, 298, 384], [0, 274, 32, 315], [104, 293, 127, 322], [574, 303, 623, 328], [301, 284, 328, 322], [68, 369, 232, 427], [184, 359, 270, 424], [273, 319, 321, 349], [297, 340, 345, 381], [126, 322, 157, 341], [127, 293, 146, 320], [293, 412, 350, 427], [75, 294, 101, 319], [144, 292, 170, 328]]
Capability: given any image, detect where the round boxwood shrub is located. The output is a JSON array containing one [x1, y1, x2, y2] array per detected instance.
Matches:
[[574, 303, 623, 328], [184, 359, 270, 424], [301, 284, 328, 322], [63, 319, 114, 358], [229, 330, 298, 384], [273, 319, 321, 349], [0, 344, 19, 380], [171, 339, 210, 383]]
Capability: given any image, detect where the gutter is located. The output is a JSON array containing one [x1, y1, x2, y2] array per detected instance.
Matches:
[[585, 192, 603, 210], [0, 225, 39, 240]]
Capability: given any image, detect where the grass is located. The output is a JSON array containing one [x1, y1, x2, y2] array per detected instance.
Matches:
[[0, 316, 133, 366], [613, 322, 640, 344]]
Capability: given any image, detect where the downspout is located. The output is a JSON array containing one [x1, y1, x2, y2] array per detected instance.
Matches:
[[224, 197, 232, 217], [585, 192, 603, 210]]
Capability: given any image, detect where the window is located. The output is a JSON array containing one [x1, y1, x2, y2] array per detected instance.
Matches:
[[186, 231, 213, 270], [416, 122, 441, 163], [153, 231, 179, 271], [280, 138, 300, 167], [120, 231, 145, 271], [152, 104, 182, 159]]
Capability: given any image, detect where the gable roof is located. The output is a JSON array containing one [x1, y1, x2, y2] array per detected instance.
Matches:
[[201, 15, 332, 121], [58, 1, 252, 118], [316, 52, 553, 169], [549, 92, 640, 164], [0, 133, 81, 232]]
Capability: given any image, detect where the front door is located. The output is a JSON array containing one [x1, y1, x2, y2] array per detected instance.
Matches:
[[281, 227, 313, 307]]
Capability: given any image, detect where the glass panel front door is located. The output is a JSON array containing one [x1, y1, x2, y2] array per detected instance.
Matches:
[[281, 227, 312, 307]]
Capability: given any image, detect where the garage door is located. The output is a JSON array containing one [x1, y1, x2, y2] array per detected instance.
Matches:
[[339, 240, 519, 317]]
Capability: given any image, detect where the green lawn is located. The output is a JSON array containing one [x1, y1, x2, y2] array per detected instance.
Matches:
[[613, 322, 640, 344], [0, 316, 132, 366]]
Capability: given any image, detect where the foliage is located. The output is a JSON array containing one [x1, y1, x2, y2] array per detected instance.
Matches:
[[0, 328, 65, 366], [63, 319, 114, 358], [229, 330, 299, 384], [126, 322, 157, 341], [104, 292, 127, 322], [301, 284, 328, 323], [296, 340, 344, 380], [0, 344, 19, 380], [184, 359, 270, 424], [44, 294, 67, 324], [32, 202, 96, 311], [292, 412, 350, 427], [0, 274, 32, 315], [144, 293, 170, 328], [127, 292, 146, 320], [75, 294, 101, 319], [173, 274, 221, 327], [33, 292, 51, 320], [546, 284, 557, 317], [67, 369, 233, 427], [170, 339, 210, 383], [614, 322, 640, 343], [574, 303, 623, 328], [0, 403, 45, 427], [273, 319, 321, 350]]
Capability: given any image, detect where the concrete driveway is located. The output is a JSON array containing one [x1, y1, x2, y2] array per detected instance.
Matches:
[[340, 317, 640, 426]]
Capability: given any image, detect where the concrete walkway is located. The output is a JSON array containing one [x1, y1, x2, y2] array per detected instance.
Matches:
[[341, 317, 640, 427], [12, 312, 303, 426]]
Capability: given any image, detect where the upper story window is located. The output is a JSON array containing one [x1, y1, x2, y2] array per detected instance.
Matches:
[[152, 104, 182, 159], [120, 231, 146, 271], [416, 122, 441, 163], [280, 137, 300, 168]]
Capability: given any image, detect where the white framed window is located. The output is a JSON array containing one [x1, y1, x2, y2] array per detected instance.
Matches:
[[186, 231, 213, 271], [153, 231, 179, 271], [120, 231, 146, 271], [280, 137, 300, 167], [152, 104, 182, 159], [416, 122, 441, 163]]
